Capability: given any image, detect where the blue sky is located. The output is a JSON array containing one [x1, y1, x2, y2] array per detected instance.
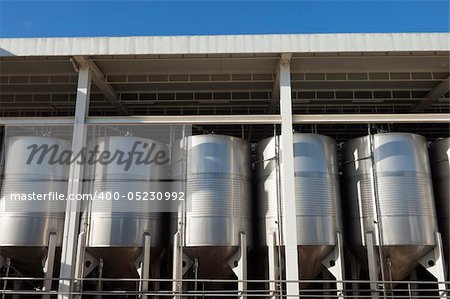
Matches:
[[0, 1, 449, 38]]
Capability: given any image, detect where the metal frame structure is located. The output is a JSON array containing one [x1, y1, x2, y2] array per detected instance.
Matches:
[[0, 33, 449, 298]]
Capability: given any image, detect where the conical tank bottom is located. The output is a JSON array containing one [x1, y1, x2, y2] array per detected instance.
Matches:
[[87, 247, 161, 290], [353, 245, 434, 281], [0, 247, 50, 278], [381, 245, 434, 281], [183, 246, 239, 279], [298, 245, 334, 280]]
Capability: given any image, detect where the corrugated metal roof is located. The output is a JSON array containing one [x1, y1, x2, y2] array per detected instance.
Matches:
[[0, 33, 449, 57]]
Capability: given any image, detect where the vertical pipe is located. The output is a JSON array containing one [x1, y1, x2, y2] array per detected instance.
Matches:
[[367, 127, 387, 297], [172, 232, 182, 299], [267, 231, 278, 299], [43, 232, 57, 299], [141, 233, 151, 299], [238, 233, 247, 299]]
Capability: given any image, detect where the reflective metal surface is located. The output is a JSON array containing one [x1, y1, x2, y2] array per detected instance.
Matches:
[[430, 137, 450, 267], [84, 136, 167, 277], [256, 133, 342, 279], [342, 132, 438, 280], [0, 136, 69, 275], [179, 134, 251, 278]]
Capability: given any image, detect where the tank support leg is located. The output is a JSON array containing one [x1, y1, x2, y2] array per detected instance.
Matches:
[[73, 231, 99, 298], [139, 233, 151, 299], [172, 232, 192, 299], [96, 258, 103, 299], [366, 232, 380, 299], [267, 230, 279, 298], [322, 232, 345, 298], [43, 232, 57, 299], [73, 231, 86, 297], [1, 258, 11, 299], [228, 232, 247, 299], [418, 232, 447, 298]]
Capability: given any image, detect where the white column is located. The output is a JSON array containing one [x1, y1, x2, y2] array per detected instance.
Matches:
[[58, 65, 91, 299], [278, 55, 300, 297]]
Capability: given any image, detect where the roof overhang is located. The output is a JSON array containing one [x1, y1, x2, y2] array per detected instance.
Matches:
[[1, 33, 449, 56]]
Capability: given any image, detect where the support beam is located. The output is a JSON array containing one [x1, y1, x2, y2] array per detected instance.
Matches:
[[0, 113, 449, 126], [58, 64, 91, 299], [410, 76, 450, 112], [292, 113, 450, 124], [73, 56, 129, 115], [86, 113, 450, 124], [86, 115, 281, 125], [268, 53, 292, 113], [278, 54, 300, 297]]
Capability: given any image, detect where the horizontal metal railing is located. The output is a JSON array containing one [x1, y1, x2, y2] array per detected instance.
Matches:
[[1, 277, 449, 298]]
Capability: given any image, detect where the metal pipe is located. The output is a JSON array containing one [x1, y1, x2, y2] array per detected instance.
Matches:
[[1, 113, 449, 126]]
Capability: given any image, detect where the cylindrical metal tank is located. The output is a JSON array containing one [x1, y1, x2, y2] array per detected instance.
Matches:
[[85, 136, 168, 278], [342, 132, 438, 281], [0, 136, 69, 276], [177, 134, 251, 278], [256, 133, 342, 279], [430, 137, 450, 268]]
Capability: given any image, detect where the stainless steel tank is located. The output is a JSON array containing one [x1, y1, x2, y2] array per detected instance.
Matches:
[[430, 137, 450, 268], [84, 136, 167, 278], [256, 133, 342, 279], [0, 136, 69, 276], [178, 134, 251, 278], [342, 132, 438, 281]]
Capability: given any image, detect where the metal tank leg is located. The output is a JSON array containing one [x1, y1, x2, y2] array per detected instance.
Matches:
[[365, 232, 380, 299], [418, 232, 447, 298], [1, 258, 11, 299], [73, 230, 87, 296], [73, 230, 99, 298], [95, 258, 103, 299], [73, 230, 99, 299], [172, 232, 192, 299], [322, 232, 345, 298], [172, 232, 182, 299], [267, 230, 279, 298], [43, 232, 57, 299], [138, 233, 151, 299], [228, 232, 247, 299]]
